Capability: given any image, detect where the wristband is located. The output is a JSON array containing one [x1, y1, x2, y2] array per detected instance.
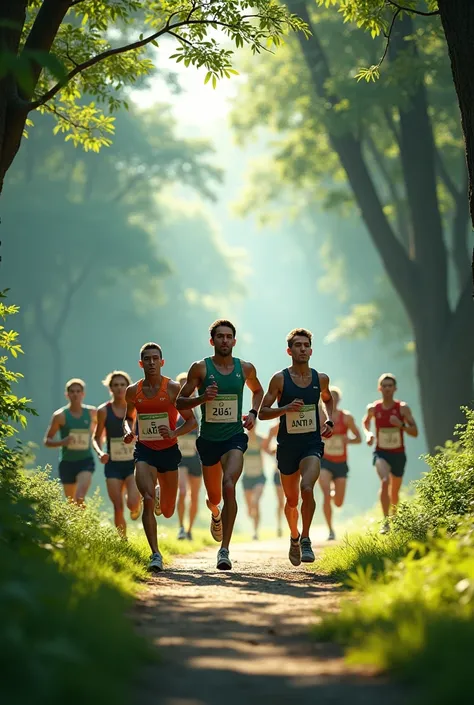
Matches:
[[249, 409, 258, 417], [326, 419, 334, 428]]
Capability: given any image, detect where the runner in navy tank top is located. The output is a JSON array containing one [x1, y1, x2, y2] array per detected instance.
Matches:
[[259, 328, 334, 566], [363, 373, 418, 534], [93, 370, 141, 537]]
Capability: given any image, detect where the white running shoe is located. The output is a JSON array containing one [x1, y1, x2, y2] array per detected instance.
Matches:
[[217, 547, 232, 570], [177, 526, 186, 540], [148, 552, 163, 572], [154, 485, 162, 517]]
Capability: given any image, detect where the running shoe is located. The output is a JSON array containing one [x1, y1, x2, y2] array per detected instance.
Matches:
[[289, 534, 301, 566], [379, 520, 390, 535], [148, 552, 163, 572], [187, 530, 193, 541], [154, 485, 162, 517], [301, 537, 315, 563], [130, 499, 142, 521], [210, 510, 223, 542], [217, 547, 232, 570], [177, 526, 186, 540], [327, 529, 336, 541]]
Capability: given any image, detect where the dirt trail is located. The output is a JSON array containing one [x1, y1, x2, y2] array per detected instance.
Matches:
[[132, 538, 404, 705]]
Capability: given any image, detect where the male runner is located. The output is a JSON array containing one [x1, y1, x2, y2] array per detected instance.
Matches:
[[242, 423, 266, 541], [92, 370, 141, 537], [260, 422, 284, 537], [259, 328, 333, 565], [176, 372, 202, 541], [177, 319, 264, 571], [319, 387, 361, 541], [44, 378, 96, 505], [123, 343, 197, 572], [363, 373, 418, 534]]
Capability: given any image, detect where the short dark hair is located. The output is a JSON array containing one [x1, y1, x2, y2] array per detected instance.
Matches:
[[287, 328, 312, 347], [378, 373, 397, 387], [102, 370, 132, 388], [140, 342, 163, 359], [209, 319, 236, 339]]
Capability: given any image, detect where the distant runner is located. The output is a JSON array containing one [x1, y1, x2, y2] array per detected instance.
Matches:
[[176, 372, 202, 541], [92, 370, 141, 537], [177, 319, 264, 571], [319, 387, 361, 541], [44, 378, 96, 505], [242, 423, 266, 541], [363, 373, 418, 534], [261, 422, 284, 537], [123, 343, 197, 572], [259, 328, 334, 566]]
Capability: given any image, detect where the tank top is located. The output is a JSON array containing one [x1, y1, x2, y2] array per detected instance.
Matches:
[[105, 402, 135, 465], [60, 406, 93, 461], [374, 400, 405, 453], [323, 410, 348, 463], [199, 357, 245, 441], [244, 433, 263, 478], [135, 376, 178, 450], [277, 368, 321, 444]]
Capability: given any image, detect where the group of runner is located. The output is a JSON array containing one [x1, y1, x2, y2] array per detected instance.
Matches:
[[44, 320, 418, 572]]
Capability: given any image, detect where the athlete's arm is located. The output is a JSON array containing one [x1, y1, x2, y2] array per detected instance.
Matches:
[[176, 361, 217, 410], [345, 413, 362, 445], [242, 362, 264, 430], [92, 405, 109, 464], [397, 404, 418, 438], [44, 410, 69, 448], [258, 373, 303, 420], [261, 423, 278, 456], [363, 404, 375, 446], [160, 381, 198, 439], [123, 385, 137, 443], [319, 373, 334, 438]]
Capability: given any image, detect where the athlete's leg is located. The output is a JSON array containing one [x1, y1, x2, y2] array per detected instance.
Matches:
[[375, 458, 391, 517], [75, 470, 93, 506], [253, 483, 265, 536], [177, 467, 188, 528], [220, 449, 244, 550], [63, 483, 76, 502], [202, 463, 223, 517], [276, 483, 285, 536], [280, 472, 301, 540], [333, 477, 347, 508], [300, 457, 321, 539], [187, 474, 202, 533], [106, 478, 126, 535], [389, 474, 403, 514], [124, 473, 141, 514], [244, 488, 254, 520], [319, 469, 333, 533], [156, 469, 179, 518], [135, 461, 159, 554]]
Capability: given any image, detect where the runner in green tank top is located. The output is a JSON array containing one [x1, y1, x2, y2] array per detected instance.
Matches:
[[44, 378, 96, 505], [177, 319, 264, 571]]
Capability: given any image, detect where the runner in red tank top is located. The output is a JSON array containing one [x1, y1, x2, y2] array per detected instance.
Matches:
[[123, 342, 197, 572], [363, 373, 418, 534], [319, 387, 361, 541]]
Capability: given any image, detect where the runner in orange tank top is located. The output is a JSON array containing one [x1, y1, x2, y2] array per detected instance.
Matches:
[[363, 373, 418, 534], [319, 387, 361, 541], [123, 342, 197, 572]]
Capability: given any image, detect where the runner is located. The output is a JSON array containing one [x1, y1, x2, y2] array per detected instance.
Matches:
[[261, 422, 284, 537], [363, 372, 418, 534], [123, 343, 197, 572], [242, 423, 266, 541], [258, 328, 334, 566], [92, 370, 141, 537], [175, 372, 202, 541], [44, 378, 96, 505], [319, 387, 361, 541], [177, 319, 264, 571]]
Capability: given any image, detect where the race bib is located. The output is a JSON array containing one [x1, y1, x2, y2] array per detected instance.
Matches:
[[378, 428, 402, 450], [68, 429, 90, 451], [287, 405, 317, 434], [206, 395, 238, 423], [179, 434, 197, 458], [110, 437, 135, 462], [138, 413, 170, 441], [324, 434, 345, 457]]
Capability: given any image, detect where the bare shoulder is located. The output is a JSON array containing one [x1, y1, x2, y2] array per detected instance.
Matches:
[[342, 409, 353, 420], [241, 360, 257, 377], [366, 402, 377, 414], [167, 379, 181, 397], [97, 402, 109, 415], [399, 401, 411, 414], [270, 371, 284, 389], [190, 359, 207, 378], [53, 407, 66, 422], [126, 381, 139, 400], [318, 372, 330, 387]]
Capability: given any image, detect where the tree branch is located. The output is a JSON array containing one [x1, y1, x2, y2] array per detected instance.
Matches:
[[387, 0, 440, 17]]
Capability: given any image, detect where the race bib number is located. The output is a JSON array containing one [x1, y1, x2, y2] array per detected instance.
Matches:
[[68, 429, 90, 451], [287, 405, 317, 434], [378, 428, 402, 450], [110, 438, 135, 462], [179, 434, 197, 458], [138, 413, 170, 441], [206, 395, 238, 423], [324, 434, 345, 457]]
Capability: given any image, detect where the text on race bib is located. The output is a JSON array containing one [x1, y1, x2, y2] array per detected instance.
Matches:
[[324, 434, 345, 457], [287, 405, 317, 434], [138, 413, 170, 441], [179, 434, 197, 458], [378, 428, 402, 450], [206, 395, 238, 423], [110, 437, 135, 462], [68, 429, 90, 451]]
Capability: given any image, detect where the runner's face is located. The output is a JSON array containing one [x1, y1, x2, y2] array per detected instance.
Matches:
[[66, 384, 84, 404], [287, 336, 312, 363], [140, 350, 163, 376], [211, 327, 236, 356], [110, 375, 128, 401], [380, 379, 396, 399]]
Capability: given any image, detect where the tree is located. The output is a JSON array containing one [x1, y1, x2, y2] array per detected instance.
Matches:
[[233, 2, 473, 449], [0, 0, 307, 191]]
